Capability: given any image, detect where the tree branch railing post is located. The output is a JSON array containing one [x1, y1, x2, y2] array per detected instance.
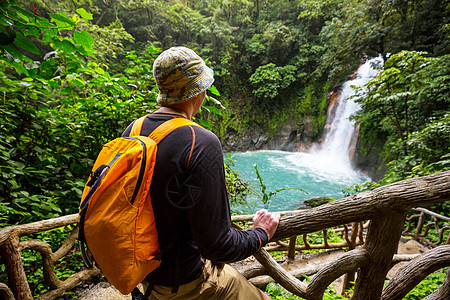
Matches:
[[403, 207, 450, 247], [0, 233, 33, 300], [353, 210, 408, 299], [415, 211, 427, 240], [288, 236, 297, 259], [342, 221, 360, 294]]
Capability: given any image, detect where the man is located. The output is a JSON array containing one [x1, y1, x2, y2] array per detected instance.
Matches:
[[122, 46, 280, 299]]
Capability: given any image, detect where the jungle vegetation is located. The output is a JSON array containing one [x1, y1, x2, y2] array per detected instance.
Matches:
[[0, 0, 449, 298]]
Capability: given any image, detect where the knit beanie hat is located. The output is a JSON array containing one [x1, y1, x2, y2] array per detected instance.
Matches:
[[153, 47, 214, 106]]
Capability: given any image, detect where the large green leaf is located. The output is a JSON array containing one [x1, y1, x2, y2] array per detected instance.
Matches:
[[76, 8, 93, 20], [49, 12, 76, 30], [16, 11, 29, 23], [208, 85, 221, 96], [11, 6, 35, 20], [3, 43, 23, 60], [53, 39, 76, 54], [74, 31, 94, 52], [14, 32, 40, 55]]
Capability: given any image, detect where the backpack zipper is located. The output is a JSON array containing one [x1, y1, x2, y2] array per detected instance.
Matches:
[[124, 137, 147, 205]]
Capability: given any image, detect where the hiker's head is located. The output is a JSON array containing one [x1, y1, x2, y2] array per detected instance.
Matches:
[[153, 46, 214, 107]]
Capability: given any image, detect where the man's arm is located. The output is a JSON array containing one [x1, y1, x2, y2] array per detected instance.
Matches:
[[185, 128, 279, 262]]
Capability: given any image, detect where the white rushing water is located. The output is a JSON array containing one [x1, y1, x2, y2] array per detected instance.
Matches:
[[229, 57, 383, 212], [312, 57, 384, 167]]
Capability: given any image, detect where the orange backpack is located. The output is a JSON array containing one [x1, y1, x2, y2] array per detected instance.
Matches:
[[78, 116, 200, 295]]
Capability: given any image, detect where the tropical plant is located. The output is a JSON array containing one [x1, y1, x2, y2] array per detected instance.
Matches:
[[250, 164, 308, 210]]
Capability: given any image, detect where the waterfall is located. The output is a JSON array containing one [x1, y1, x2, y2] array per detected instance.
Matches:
[[312, 57, 383, 167], [229, 58, 384, 211]]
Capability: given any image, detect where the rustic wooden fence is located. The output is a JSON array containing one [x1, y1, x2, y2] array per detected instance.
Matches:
[[1, 170, 449, 299]]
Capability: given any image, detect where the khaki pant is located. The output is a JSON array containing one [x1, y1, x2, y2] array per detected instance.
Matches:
[[148, 261, 264, 299]]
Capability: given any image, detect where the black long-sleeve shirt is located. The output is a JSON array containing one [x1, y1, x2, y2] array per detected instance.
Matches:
[[122, 113, 268, 286]]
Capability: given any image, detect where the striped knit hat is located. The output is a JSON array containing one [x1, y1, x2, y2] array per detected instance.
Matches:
[[153, 47, 214, 106]]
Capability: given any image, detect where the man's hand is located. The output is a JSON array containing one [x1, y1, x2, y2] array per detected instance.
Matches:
[[253, 209, 281, 240]]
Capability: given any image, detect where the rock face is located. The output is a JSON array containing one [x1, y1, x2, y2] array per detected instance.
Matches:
[[353, 136, 386, 181], [221, 117, 318, 152]]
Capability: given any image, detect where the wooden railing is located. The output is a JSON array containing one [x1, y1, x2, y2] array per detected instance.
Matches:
[[0, 215, 100, 300], [231, 206, 450, 294], [1, 170, 449, 300], [404, 207, 450, 247]]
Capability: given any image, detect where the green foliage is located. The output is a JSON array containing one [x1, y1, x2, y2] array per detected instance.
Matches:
[[265, 282, 299, 300], [352, 51, 450, 183], [341, 181, 381, 197], [1, 0, 85, 61], [404, 268, 448, 299], [0, 1, 163, 225], [382, 114, 450, 183], [249, 63, 297, 100], [78, 20, 134, 67], [265, 281, 351, 299], [320, 0, 450, 83], [0, 3, 92, 223], [354, 51, 435, 148]]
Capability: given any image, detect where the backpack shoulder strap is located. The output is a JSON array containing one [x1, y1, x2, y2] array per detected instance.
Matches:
[[129, 115, 149, 137], [150, 118, 201, 144]]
